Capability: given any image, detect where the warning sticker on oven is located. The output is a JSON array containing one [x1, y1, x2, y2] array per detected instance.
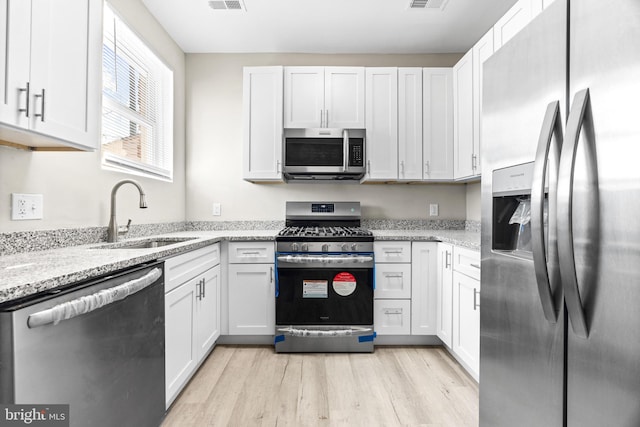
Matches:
[[303, 280, 328, 298], [333, 272, 357, 297]]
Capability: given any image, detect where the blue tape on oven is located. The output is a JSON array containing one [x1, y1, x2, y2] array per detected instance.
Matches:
[[274, 334, 285, 344], [358, 332, 377, 343], [274, 253, 279, 297]]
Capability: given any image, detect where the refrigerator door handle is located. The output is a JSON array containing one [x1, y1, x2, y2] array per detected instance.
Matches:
[[558, 88, 592, 338], [531, 100, 563, 323]]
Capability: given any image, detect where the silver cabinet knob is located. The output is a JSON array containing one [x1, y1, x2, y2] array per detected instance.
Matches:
[[322, 244, 329, 252]]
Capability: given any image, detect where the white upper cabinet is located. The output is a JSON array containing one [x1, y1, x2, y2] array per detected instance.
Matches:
[[493, 0, 544, 51], [423, 67, 454, 181], [364, 68, 398, 181], [0, 0, 101, 150], [472, 28, 495, 178], [284, 66, 364, 129], [397, 68, 423, 181], [243, 66, 284, 182], [453, 50, 475, 180]]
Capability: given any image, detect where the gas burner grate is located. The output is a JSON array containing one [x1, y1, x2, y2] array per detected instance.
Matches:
[[278, 226, 373, 238]]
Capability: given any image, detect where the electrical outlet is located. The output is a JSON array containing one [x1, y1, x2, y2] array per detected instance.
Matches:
[[429, 203, 439, 217], [213, 203, 221, 216], [11, 193, 44, 220]]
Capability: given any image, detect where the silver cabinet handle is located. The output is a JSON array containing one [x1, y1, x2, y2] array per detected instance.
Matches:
[[276, 160, 281, 173], [470, 263, 480, 269], [201, 278, 206, 299], [425, 161, 430, 177], [320, 109, 324, 128], [383, 273, 404, 278], [27, 267, 162, 328], [532, 100, 563, 323], [270, 266, 274, 283], [473, 288, 480, 311], [383, 309, 403, 315], [367, 160, 371, 175], [325, 109, 329, 127], [34, 88, 45, 122], [445, 250, 451, 269], [241, 251, 261, 256], [400, 160, 405, 176], [196, 279, 202, 300], [472, 154, 477, 171], [558, 88, 596, 339], [18, 82, 30, 117]]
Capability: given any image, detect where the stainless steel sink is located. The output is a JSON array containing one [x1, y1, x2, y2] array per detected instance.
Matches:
[[94, 237, 197, 249]]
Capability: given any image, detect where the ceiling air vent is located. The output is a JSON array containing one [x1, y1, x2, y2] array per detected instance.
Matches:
[[409, 0, 449, 10], [208, 0, 246, 11]]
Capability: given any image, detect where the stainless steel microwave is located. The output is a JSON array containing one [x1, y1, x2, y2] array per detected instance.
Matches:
[[283, 128, 365, 182]]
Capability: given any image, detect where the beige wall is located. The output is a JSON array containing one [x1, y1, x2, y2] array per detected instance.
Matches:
[[185, 53, 470, 221], [466, 182, 481, 221], [0, 0, 186, 232]]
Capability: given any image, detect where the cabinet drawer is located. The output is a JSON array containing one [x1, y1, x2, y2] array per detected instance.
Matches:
[[228, 241, 275, 264], [374, 241, 411, 263], [164, 243, 220, 293], [453, 246, 481, 281], [374, 299, 411, 335], [374, 263, 412, 299]]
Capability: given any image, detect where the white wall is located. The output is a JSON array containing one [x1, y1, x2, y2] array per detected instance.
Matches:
[[0, 0, 186, 232], [185, 53, 469, 221]]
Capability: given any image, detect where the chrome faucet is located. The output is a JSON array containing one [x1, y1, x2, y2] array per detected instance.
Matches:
[[107, 179, 147, 243]]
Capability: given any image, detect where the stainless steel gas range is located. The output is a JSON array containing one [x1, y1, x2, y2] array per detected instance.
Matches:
[[274, 201, 376, 353]]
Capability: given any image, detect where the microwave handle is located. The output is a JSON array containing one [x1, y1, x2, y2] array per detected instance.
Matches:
[[342, 129, 349, 172]]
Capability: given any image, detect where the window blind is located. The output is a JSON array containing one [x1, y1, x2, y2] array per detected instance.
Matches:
[[102, 4, 173, 180]]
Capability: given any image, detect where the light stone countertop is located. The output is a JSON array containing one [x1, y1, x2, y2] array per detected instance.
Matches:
[[0, 228, 478, 305]]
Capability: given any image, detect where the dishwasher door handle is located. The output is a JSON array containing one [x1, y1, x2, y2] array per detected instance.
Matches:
[[27, 267, 162, 328]]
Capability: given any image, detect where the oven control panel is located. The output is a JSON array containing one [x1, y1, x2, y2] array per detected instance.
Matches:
[[276, 241, 374, 253]]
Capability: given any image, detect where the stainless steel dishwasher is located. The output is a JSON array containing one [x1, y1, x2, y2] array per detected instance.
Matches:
[[0, 260, 165, 427]]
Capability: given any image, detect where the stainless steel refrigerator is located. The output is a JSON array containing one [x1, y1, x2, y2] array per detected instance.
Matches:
[[480, 0, 640, 426]]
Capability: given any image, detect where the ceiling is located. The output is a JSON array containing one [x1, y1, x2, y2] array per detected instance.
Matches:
[[141, 0, 519, 54]]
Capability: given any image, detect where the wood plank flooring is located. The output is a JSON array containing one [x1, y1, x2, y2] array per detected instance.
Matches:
[[162, 345, 479, 427]]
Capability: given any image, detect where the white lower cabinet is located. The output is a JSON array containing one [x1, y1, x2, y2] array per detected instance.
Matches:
[[165, 244, 221, 408], [227, 241, 275, 335], [411, 242, 437, 335], [452, 270, 480, 381], [374, 299, 411, 335], [436, 243, 454, 347]]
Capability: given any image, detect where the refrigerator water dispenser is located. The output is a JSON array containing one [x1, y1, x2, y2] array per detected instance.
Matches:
[[492, 162, 547, 257]]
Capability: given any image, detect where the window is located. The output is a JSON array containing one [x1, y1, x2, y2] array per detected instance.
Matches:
[[102, 3, 173, 180]]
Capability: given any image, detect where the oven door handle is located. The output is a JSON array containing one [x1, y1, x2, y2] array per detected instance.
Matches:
[[277, 255, 374, 264], [27, 268, 162, 328], [343, 129, 349, 172]]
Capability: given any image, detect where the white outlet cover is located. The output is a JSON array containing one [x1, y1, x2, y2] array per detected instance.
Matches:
[[213, 203, 221, 216], [11, 193, 44, 220], [429, 203, 439, 217]]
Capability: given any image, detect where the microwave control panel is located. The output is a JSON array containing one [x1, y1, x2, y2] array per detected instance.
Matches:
[[349, 139, 364, 166]]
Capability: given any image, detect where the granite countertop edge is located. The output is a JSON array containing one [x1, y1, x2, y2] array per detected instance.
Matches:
[[0, 229, 479, 304]]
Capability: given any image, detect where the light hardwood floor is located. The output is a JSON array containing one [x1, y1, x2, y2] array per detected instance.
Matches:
[[162, 345, 478, 427]]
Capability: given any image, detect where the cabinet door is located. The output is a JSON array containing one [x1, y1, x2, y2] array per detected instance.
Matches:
[[365, 67, 398, 181], [472, 28, 494, 178], [423, 67, 454, 181], [284, 66, 324, 128], [375, 263, 412, 299], [411, 242, 437, 335], [436, 243, 453, 347], [452, 271, 480, 380], [228, 264, 275, 335], [493, 0, 544, 51], [453, 50, 475, 180], [28, 0, 101, 150], [0, 0, 31, 129], [165, 280, 197, 408], [374, 299, 411, 335], [243, 66, 284, 181], [398, 68, 423, 181], [324, 67, 365, 128], [195, 265, 221, 359]]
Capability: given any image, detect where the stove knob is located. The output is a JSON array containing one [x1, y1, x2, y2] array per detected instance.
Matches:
[[351, 243, 358, 251], [301, 243, 309, 252], [341, 243, 349, 252], [322, 244, 329, 252], [291, 243, 299, 252]]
